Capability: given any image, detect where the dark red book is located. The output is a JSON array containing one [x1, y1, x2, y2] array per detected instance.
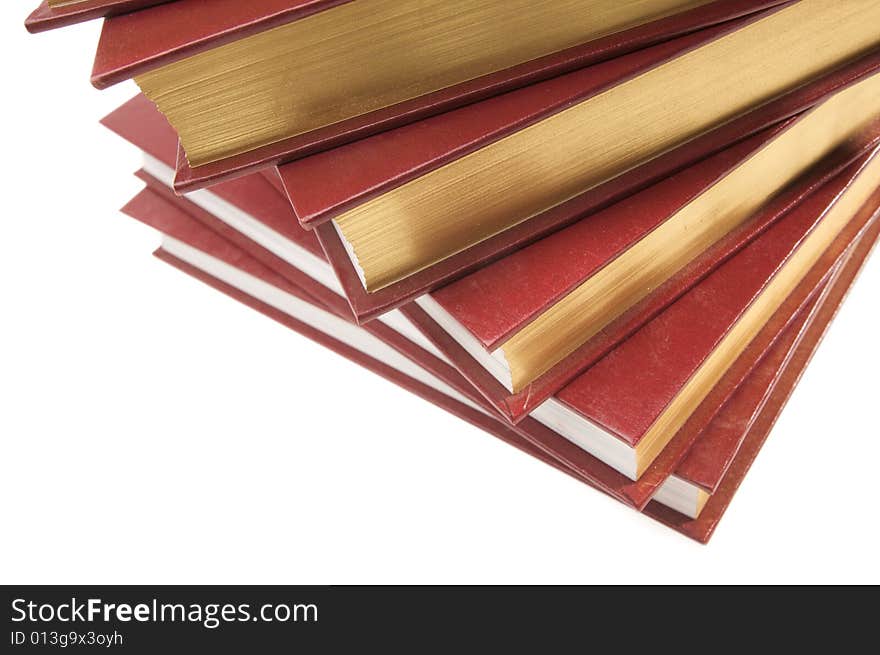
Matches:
[[123, 182, 880, 542], [308, 50, 880, 322], [102, 95, 345, 313], [103, 92, 880, 455], [139, 168, 876, 509], [123, 141, 880, 512], [405, 153, 880, 505], [407, 116, 880, 422], [88, 1, 787, 189], [104, 91, 880, 507], [91, 1, 787, 88], [102, 95, 454, 363], [25, 0, 172, 33], [645, 218, 880, 540], [123, 185, 504, 423], [407, 122, 880, 421]]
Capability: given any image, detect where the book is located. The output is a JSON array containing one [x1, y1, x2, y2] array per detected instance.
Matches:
[[104, 91, 880, 488], [88, 1, 787, 178], [25, 0, 171, 33], [415, 123, 880, 420], [132, 97, 880, 438], [122, 181, 880, 541], [102, 96, 837, 424], [406, 112, 880, 421], [109, 98, 880, 514], [314, 52, 880, 321], [646, 218, 880, 540], [102, 95, 456, 365], [141, 161, 877, 506], [417, 151, 880, 480]]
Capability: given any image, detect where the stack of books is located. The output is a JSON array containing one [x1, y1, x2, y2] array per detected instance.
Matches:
[[27, 0, 880, 542]]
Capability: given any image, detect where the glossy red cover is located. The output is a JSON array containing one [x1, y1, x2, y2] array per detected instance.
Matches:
[[312, 50, 880, 322], [135, 187, 879, 542], [25, 0, 172, 33]]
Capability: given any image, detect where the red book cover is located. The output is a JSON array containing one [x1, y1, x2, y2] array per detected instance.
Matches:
[[25, 0, 171, 33], [404, 157, 880, 504], [402, 126, 880, 422], [105, 92, 880, 454], [105, 91, 880, 510], [121, 140, 880, 512], [101, 94, 350, 317], [126, 183, 880, 542], [89, 1, 786, 187], [645, 216, 880, 541], [91, 1, 786, 88], [122, 186, 504, 419], [170, 10, 786, 192], [135, 175, 872, 509], [310, 50, 880, 321]]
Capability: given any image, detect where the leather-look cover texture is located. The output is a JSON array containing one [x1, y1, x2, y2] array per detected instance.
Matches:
[[107, 91, 880, 521], [25, 0, 172, 33], [645, 216, 880, 541], [555, 155, 879, 450], [432, 124, 794, 352], [133, 187, 879, 543], [102, 95, 355, 318], [122, 188, 502, 419], [311, 50, 880, 322], [404, 179, 880, 506], [121, 148, 880, 514], [90, 0, 786, 191], [173, 10, 780, 192], [104, 92, 880, 442], [92, 1, 785, 88], [401, 126, 880, 422]]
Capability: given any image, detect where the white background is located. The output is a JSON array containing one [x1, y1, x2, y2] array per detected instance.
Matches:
[[2, 6, 879, 584]]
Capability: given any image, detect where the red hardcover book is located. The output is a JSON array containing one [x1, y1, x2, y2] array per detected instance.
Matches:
[[308, 50, 880, 321], [121, 142, 880, 511], [105, 91, 880, 508], [103, 92, 880, 451], [122, 186, 504, 422], [124, 184, 880, 542], [404, 121, 880, 421], [25, 1, 172, 33], [88, 2, 787, 186], [405, 154, 880, 504], [138, 173, 872, 509], [404, 119, 880, 422], [645, 219, 880, 540], [101, 94, 340, 312], [91, 1, 786, 88], [102, 95, 460, 368]]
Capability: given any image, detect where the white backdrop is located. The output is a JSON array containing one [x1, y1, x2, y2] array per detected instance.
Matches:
[[3, 6, 878, 584]]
